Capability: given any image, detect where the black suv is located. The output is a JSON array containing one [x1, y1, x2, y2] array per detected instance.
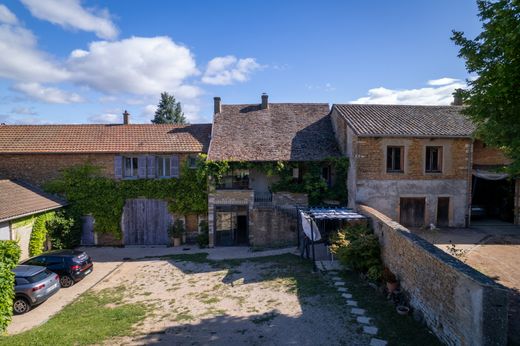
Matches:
[[22, 250, 93, 288]]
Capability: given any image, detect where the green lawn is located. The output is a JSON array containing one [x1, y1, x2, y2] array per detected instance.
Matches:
[[0, 287, 147, 346]]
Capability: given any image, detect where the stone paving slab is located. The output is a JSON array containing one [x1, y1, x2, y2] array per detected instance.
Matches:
[[337, 287, 348, 292], [357, 316, 371, 324], [334, 281, 346, 286], [346, 300, 358, 307], [351, 308, 366, 315], [370, 338, 388, 346], [341, 293, 353, 299], [363, 326, 378, 335]]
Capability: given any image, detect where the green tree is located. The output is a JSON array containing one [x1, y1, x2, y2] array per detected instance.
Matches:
[[452, 0, 520, 174], [151, 92, 187, 124]]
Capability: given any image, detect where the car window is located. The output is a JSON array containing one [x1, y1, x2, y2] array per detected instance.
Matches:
[[27, 269, 52, 283], [47, 257, 63, 265], [15, 277, 29, 285], [25, 257, 46, 266]]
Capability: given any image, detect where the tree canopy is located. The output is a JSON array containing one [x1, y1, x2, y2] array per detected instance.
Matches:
[[452, 0, 520, 174], [151, 92, 187, 124]]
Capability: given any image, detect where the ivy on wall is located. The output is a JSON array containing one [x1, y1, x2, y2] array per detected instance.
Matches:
[[0, 240, 21, 332], [44, 160, 208, 237], [29, 212, 55, 257]]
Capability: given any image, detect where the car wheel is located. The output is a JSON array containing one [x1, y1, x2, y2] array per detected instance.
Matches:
[[13, 297, 31, 314], [60, 275, 74, 288]]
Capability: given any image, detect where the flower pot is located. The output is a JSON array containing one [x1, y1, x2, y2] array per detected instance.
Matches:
[[396, 305, 410, 315], [173, 237, 181, 247], [386, 281, 399, 293]]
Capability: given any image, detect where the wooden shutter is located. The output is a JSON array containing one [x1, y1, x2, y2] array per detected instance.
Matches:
[[114, 155, 123, 179], [138, 156, 147, 178], [147, 156, 156, 178], [170, 155, 180, 178]]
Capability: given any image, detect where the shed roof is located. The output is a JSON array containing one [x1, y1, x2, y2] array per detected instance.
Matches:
[[208, 103, 341, 161], [0, 180, 66, 222], [0, 124, 212, 154], [333, 104, 475, 138]]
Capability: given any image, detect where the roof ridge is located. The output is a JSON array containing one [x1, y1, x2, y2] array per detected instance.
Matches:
[[335, 103, 463, 108]]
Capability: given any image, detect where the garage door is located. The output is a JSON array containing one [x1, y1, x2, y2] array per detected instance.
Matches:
[[122, 199, 171, 245], [400, 198, 426, 227]]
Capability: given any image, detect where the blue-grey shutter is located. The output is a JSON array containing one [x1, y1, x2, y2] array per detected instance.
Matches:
[[147, 156, 156, 178], [138, 156, 147, 178], [170, 155, 180, 178], [114, 155, 123, 179]]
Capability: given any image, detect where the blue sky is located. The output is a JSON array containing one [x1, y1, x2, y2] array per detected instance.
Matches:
[[0, 0, 481, 124]]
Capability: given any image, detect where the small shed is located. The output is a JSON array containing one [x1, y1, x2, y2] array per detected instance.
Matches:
[[0, 180, 66, 259]]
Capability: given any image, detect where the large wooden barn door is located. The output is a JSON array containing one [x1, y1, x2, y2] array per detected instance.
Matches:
[[122, 199, 171, 245], [399, 197, 426, 227]]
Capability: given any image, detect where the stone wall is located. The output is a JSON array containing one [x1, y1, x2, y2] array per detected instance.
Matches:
[[249, 207, 298, 247], [272, 192, 308, 207], [0, 153, 114, 186], [358, 204, 509, 346], [472, 140, 512, 166]]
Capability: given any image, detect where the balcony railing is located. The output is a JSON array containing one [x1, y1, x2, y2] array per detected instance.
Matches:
[[254, 191, 273, 206]]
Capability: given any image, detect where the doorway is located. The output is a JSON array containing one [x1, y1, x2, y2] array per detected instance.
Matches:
[[215, 206, 249, 246], [472, 176, 515, 223], [400, 197, 426, 227], [437, 197, 450, 227]]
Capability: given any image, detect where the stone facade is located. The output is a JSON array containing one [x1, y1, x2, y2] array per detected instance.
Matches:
[[0, 153, 115, 186], [472, 140, 513, 166], [359, 204, 509, 346], [331, 108, 472, 227]]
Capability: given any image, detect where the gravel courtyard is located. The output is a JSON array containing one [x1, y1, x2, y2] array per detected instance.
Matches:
[[93, 253, 370, 345]]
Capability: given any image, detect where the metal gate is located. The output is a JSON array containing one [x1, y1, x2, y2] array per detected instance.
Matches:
[[122, 199, 172, 245]]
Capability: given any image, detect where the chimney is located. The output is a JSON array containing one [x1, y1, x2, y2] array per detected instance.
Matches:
[[452, 89, 463, 106], [214, 97, 221, 114], [123, 110, 130, 124], [261, 93, 269, 110]]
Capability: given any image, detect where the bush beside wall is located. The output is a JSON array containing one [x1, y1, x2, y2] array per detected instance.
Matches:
[[29, 212, 55, 257], [0, 240, 21, 333]]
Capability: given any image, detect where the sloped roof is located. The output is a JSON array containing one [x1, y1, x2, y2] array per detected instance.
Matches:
[[333, 104, 475, 138], [0, 124, 212, 154], [0, 180, 66, 222], [208, 103, 341, 161]]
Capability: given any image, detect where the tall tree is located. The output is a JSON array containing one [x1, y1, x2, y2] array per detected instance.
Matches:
[[151, 92, 187, 124], [452, 0, 520, 174]]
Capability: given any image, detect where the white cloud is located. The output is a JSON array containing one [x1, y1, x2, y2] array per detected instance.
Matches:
[[351, 79, 466, 105], [20, 0, 118, 39], [427, 77, 461, 86], [0, 24, 69, 82], [68, 37, 200, 97], [12, 82, 84, 104], [0, 5, 18, 25], [202, 56, 260, 85], [11, 106, 37, 115], [88, 112, 120, 123]]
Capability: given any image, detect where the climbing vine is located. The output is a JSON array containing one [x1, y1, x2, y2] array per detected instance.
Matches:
[[29, 212, 55, 257], [44, 159, 209, 238]]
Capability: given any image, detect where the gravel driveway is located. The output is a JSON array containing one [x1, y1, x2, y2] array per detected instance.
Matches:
[[92, 253, 370, 345]]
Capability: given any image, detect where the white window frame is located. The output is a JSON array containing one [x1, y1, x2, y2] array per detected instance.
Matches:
[[156, 156, 172, 178], [123, 156, 139, 178]]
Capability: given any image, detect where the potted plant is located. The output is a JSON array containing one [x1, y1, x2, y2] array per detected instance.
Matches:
[[169, 219, 184, 247], [382, 267, 399, 293]]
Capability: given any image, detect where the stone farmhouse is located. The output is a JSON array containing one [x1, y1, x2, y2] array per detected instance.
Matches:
[[0, 94, 517, 247]]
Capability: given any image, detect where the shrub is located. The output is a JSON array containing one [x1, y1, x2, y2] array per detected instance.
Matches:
[[46, 209, 80, 250], [329, 224, 382, 280], [29, 212, 55, 257], [168, 219, 185, 239], [0, 240, 21, 332], [196, 220, 209, 248]]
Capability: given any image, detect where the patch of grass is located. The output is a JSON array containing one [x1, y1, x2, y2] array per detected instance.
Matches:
[[200, 307, 227, 317], [0, 287, 147, 346], [251, 311, 279, 325], [174, 312, 195, 322], [340, 270, 442, 346], [201, 296, 220, 304]]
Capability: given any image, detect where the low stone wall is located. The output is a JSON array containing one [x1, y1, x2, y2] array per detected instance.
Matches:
[[358, 204, 509, 346], [272, 192, 308, 207]]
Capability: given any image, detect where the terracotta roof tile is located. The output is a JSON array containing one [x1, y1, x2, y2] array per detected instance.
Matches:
[[0, 124, 212, 153], [0, 180, 66, 222], [333, 104, 475, 138], [208, 103, 341, 161]]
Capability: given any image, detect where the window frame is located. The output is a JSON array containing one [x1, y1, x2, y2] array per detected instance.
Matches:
[[123, 156, 139, 179], [386, 146, 404, 173], [156, 156, 172, 178], [425, 146, 443, 173], [188, 155, 198, 169]]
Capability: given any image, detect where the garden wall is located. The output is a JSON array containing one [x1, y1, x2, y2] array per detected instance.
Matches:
[[358, 204, 509, 346]]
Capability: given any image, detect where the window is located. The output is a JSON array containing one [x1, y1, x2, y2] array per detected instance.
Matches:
[[188, 155, 198, 169], [156, 157, 171, 178], [216, 169, 250, 189], [386, 146, 404, 172], [425, 146, 443, 173], [123, 157, 138, 178]]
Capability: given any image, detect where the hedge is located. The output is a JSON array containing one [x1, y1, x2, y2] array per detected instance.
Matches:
[[0, 240, 21, 333]]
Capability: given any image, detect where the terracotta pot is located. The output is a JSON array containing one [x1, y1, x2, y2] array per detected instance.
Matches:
[[386, 281, 399, 293], [173, 237, 181, 247]]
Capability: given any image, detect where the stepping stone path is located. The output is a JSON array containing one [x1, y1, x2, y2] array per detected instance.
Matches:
[[317, 261, 388, 345]]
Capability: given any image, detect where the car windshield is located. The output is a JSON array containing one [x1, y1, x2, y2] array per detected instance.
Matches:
[[27, 269, 53, 283]]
